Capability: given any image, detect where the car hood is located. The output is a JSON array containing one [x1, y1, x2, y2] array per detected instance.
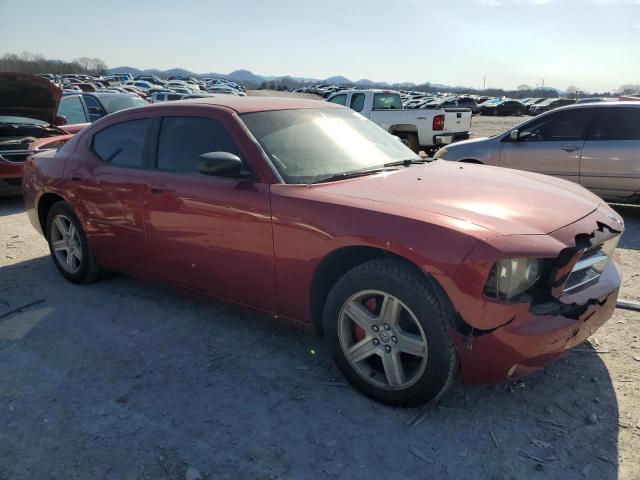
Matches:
[[0, 72, 62, 124], [315, 161, 600, 236]]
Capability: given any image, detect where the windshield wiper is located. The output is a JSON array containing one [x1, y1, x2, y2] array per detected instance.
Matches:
[[312, 168, 396, 184], [384, 158, 427, 167]]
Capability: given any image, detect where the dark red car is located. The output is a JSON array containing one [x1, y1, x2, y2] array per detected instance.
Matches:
[[22, 97, 624, 405]]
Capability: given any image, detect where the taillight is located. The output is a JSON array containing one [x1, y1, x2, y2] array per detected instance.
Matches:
[[433, 114, 445, 131]]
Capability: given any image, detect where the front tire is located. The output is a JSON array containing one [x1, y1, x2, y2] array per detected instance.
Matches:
[[46, 201, 101, 284], [323, 259, 458, 406]]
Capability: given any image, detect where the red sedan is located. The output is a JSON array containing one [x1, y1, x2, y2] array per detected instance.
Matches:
[[22, 96, 623, 405]]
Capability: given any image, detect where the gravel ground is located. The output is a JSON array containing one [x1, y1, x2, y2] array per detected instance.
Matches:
[[1, 113, 639, 480]]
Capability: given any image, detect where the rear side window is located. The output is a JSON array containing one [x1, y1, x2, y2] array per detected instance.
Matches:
[[373, 93, 402, 110], [156, 116, 240, 173], [350, 93, 365, 112], [589, 108, 640, 141], [519, 109, 591, 142], [58, 96, 88, 124], [92, 119, 150, 168], [328, 94, 346, 106]]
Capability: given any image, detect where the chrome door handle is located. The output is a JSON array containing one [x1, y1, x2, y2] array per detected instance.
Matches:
[[561, 145, 580, 152], [149, 185, 164, 195]]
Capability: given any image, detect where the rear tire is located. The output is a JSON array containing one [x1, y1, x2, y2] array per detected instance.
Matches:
[[46, 201, 101, 284], [323, 259, 458, 406]]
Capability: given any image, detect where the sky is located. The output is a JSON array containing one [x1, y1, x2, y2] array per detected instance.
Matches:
[[1, 0, 639, 92]]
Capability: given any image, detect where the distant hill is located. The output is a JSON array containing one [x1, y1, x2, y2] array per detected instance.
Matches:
[[108, 66, 561, 94]]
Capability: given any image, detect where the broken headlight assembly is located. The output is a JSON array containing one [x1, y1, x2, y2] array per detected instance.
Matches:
[[484, 258, 542, 301]]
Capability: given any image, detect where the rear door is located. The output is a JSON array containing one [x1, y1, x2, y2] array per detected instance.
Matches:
[[141, 113, 276, 311], [498, 108, 592, 183], [580, 106, 640, 199], [66, 117, 154, 271]]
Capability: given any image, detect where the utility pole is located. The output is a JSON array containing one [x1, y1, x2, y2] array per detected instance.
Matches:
[[541, 78, 545, 92], [482, 76, 485, 93]]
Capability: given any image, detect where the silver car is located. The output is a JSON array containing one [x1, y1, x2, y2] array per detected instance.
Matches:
[[434, 102, 640, 203]]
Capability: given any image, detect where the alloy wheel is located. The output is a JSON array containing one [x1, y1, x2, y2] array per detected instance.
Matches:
[[50, 214, 82, 274], [337, 290, 429, 390]]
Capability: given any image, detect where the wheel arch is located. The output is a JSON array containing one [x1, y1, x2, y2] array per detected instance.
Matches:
[[37, 192, 68, 233], [309, 245, 453, 335]]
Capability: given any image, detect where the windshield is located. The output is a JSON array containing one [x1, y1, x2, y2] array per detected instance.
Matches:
[[241, 108, 419, 184], [0, 115, 49, 126], [99, 95, 148, 114]]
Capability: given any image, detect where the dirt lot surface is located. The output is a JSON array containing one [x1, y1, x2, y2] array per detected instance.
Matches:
[[1, 110, 639, 480]]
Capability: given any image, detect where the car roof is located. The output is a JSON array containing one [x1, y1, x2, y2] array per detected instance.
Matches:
[[144, 96, 342, 114]]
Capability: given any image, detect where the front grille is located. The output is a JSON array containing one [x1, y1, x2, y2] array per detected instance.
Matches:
[[563, 236, 619, 294]]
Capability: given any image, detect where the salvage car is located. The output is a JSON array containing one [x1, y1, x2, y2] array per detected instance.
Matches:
[[479, 99, 525, 116], [530, 98, 575, 115], [327, 89, 472, 155], [22, 97, 623, 406], [57, 92, 149, 124], [434, 102, 640, 203], [0, 73, 73, 195]]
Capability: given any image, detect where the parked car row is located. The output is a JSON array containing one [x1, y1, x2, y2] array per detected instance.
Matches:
[[38, 73, 247, 102]]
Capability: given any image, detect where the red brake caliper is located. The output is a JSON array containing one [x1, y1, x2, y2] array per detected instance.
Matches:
[[354, 297, 378, 341]]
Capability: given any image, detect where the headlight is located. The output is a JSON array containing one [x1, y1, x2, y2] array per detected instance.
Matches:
[[484, 258, 542, 301], [433, 147, 448, 159]]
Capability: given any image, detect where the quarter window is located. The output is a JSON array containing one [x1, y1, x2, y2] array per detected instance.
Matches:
[[92, 119, 150, 168], [156, 116, 241, 173], [328, 94, 347, 106], [588, 108, 640, 141]]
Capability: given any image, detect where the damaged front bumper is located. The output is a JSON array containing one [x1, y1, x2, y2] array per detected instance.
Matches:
[[435, 204, 624, 384]]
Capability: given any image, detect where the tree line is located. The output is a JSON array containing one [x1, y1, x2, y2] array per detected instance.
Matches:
[[0, 52, 108, 76]]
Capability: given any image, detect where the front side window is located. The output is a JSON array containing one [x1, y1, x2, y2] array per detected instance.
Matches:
[[92, 118, 150, 168], [350, 93, 366, 112], [57, 96, 88, 124], [156, 116, 240, 173], [588, 108, 640, 141], [373, 93, 402, 110], [241, 108, 418, 184], [328, 94, 347, 106], [518, 109, 591, 142]]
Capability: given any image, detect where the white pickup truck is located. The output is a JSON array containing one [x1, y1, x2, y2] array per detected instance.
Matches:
[[326, 89, 472, 154]]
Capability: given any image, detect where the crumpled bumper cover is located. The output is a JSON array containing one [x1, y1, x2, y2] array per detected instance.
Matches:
[[452, 285, 618, 384], [437, 204, 623, 384]]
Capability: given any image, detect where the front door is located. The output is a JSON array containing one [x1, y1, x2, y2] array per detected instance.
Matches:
[[142, 114, 276, 312], [499, 108, 592, 184]]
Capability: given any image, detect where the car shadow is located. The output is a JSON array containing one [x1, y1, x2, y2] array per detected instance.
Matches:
[[611, 203, 640, 251], [0, 195, 24, 217], [0, 256, 620, 480]]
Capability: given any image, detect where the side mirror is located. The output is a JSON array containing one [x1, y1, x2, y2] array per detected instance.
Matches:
[[54, 115, 67, 126], [87, 106, 102, 115], [509, 129, 519, 141], [197, 152, 250, 178]]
